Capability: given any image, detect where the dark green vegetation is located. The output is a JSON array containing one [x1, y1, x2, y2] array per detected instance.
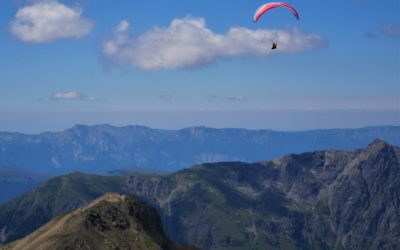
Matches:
[[0, 124, 399, 173], [0, 140, 399, 249], [2, 193, 196, 250]]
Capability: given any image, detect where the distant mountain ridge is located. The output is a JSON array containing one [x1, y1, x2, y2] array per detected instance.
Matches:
[[0, 124, 399, 173], [1, 140, 398, 249], [0, 167, 51, 204]]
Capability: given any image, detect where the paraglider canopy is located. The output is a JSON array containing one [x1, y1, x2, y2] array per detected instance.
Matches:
[[253, 2, 299, 23]]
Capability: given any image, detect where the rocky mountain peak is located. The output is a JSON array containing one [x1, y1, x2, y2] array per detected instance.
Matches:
[[4, 192, 195, 250], [367, 138, 391, 149]]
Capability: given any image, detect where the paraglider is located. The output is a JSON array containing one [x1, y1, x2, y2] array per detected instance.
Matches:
[[253, 2, 300, 50], [253, 2, 299, 23]]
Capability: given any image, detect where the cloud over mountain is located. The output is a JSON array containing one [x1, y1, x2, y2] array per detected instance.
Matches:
[[102, 17, 326, 70]]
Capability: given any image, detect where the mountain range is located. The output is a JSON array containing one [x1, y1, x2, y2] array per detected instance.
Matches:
[[0, 140, 398, 249], [0, 124, 399, 173]]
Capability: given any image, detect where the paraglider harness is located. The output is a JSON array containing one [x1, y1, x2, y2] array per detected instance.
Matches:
[[271, 42, 277, 50]]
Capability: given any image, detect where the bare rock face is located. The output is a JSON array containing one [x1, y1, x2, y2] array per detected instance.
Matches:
[[320, 140, 400, 249], [3, 193, 196, 250], [115, 140, 400, 250]]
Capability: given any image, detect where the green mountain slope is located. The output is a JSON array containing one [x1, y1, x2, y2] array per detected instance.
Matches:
[[2, 193, 195, 250], [1, 140, 399, 249], [0, 173, 126, 243]]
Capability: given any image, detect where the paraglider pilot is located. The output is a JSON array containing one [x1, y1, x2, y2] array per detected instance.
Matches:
[[253, 2, 300, 51]]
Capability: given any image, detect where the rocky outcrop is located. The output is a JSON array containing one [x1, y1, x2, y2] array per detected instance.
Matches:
[[3, 193, 196, 250]]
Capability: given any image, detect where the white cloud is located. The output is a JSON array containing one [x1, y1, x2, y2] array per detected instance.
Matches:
[[10, 1, 94, 43], [102, 17, 326, 70], [51, 91, 96, 101], [227, 96, 247, 102]]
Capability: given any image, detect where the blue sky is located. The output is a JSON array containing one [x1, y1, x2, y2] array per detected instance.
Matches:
[[0, 0, 399, 132]]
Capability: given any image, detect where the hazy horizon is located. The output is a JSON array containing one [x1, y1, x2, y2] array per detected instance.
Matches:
[[1, 109, 399, 134]]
